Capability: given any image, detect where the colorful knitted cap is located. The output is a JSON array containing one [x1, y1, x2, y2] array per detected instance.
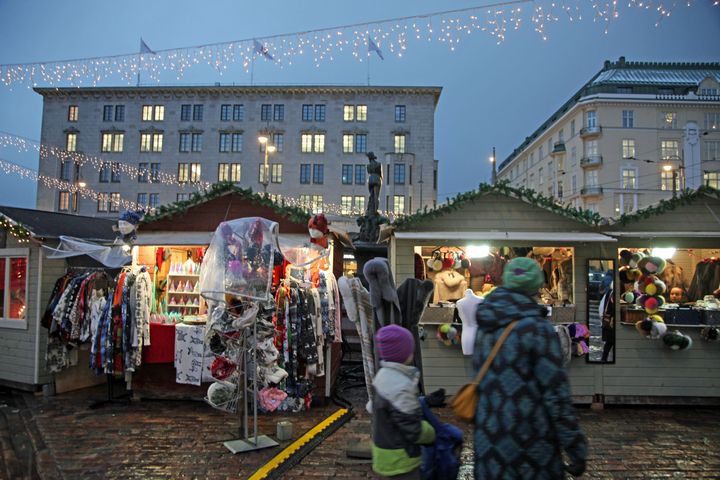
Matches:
[[375, 324, 414, 363], [502, 257, 544, 295]]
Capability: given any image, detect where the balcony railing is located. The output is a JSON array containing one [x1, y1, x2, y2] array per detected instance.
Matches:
[[580, 155, 603, 168], [550, 142, 566, 156], [580, 186, 603, 196], [579, 125, 602, 138]]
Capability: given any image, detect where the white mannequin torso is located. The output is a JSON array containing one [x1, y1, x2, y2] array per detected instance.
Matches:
[[456, 288, 483, 355]]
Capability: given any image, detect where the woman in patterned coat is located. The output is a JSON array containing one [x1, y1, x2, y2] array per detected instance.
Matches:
[[473, 257, 587, 479]]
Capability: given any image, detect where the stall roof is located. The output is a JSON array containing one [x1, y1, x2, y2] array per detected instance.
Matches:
[[0, 205, 118, 243], [394, 231, 615, 242], [135, 231, 309, 246]]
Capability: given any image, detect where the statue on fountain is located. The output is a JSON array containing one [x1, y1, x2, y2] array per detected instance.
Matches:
[[356, 151, 388, 243]]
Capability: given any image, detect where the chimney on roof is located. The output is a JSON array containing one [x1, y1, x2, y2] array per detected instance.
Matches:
[[618, 56, 626, 66]]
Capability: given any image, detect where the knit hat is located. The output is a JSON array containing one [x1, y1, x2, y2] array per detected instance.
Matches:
[[375, 325, 414, 363], [502, 257, 544, 295]]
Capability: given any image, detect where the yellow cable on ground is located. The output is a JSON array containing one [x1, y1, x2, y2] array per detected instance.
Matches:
[[248, 407, 351, 480]]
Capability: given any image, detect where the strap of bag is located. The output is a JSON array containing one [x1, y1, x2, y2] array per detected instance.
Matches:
[[471, 320, 518, 386]]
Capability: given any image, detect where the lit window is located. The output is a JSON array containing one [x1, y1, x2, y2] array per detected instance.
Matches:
[[663, 112, 677, 129], [230, 163, 241, 182], [622, 168, 637, 189], [140, 133, 163, 152], [313, 134, 325, 153], [178, 163, 189, 182], [109, 193, 121, 212], [58, 191, 70, 211], [393, 195, 405, 214], [341, 196, 353, 215], [142, 105, 153, 121], [68, 105, 78, 122], [661, 171, 676, 191], [299, 194, 310, 210], [704, 112, 720, 130], [660, 140, 679, 160], [301, 134, 313, 153], [622, 139, 635, 159], [356, 105, 367, 122], [354, 196, 365, 214], [343, 105, 354, 121], [271, 164, 283, 183], [395, 105, 406, 123], [97, 195, 109, 212], [218, 163, 229, 181], [0, 256, 28, 325], [311, 195, 323, 214], [343, 134, 354, 153], [65, 133, 77, 152], [394, 134, 406, 154], [190, 163, 201, 182], [704, 172, 720, 189], [101, 133, 124, 152]]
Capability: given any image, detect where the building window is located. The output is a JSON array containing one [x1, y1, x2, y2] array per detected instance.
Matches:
[[341, 164, 353, 184], [354, 196, 365, 214], [355, 134, 367, 153], [180, 105, 191, 121], [59, 161, 72, 181], [142, 105, 164, 121], [701, 88, 719, 96], [356, 105, 367, 122], [97, 195, 109, 212], [539, 146, 544, 160], [538, 167, 544, 184], [585, 140, 599, 156], [614, 193, 637, 214], [109, 193, 121, 212], [622, 168, 637, 189], [393, 195, 405, 215], [192, 105, 203, 121], [662, 112, 677, 129], [302, 133, 325, 153], [570, 119, 576, 137], [221, 105, 243, 121], [343, 105, 354, 121], [149, 193, 159, 209], [68, 105, 78, 122], [220, 133, 241, 153], [341, 196, 353, 215], [571, 175, 577, 194], [111, 162, 121, 182], [310, 195, 323, 214], [219, 133, 230, 153], [394, 134, 406, 154], [190, 133, 202, 152], [178, 163, 189, 182], [177, 193, 188, 202], [101, 133, 124, 153], [704, 141, 720, 162], [65, 133, 77, 152], [313, 134, 325, 153], [343, 134, 354, 153], [190, 163, 201, 182], [261, 104, 271, 122], [302, 105, 313, 122], [103, 105, 113, 122], [704, 112, 720, 130], [221, 105, 231, 122], [140, 133, 163, 152], [218, 163, 229, 181], [622, 110, 634, 128], [150, 163, 160, 183], [557, 180, 564, 199], [229, 163, 241, 182], [393, 164, 406, 185], [300, 164, 311, 184], [355, 164, 366, 185], [104, 105, 124, 122], [660, 140, 679, 160], [661, 171, 676, 191], [272, 133, 284, 153], [0, 255, 28, 325], [231, 133, 242, 152], [233, 104, 244, 121], [704, 172, 720, 188], [312, 164, 324, 184], [622, 139, 635, 159], [586, 111, 597, 128], [99, 162, 110, 182], [138, 162, 149, 183], [137, 193, 147, 207], [273, 104, 284, 121], [585, 169, 598, 187], [115, 106, 125, 122], [315, 105, 326, 122], [570, 147, 577, 167], [58, 191, 70, 211], [301, 134, 313, 153], [395, 105, 406, 123], [271, 164, 283, 183]]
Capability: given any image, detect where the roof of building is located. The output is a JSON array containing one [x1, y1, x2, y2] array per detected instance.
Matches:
[[499, 57, 720, 172], [34, 84, 443, 106], [0, 205, 118, 242]]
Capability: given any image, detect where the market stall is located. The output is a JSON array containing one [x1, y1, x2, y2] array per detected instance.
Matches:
[[386, 183, 615, 403]]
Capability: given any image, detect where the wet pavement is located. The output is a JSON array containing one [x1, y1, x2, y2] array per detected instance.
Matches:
[[1, 381, 719, 479]]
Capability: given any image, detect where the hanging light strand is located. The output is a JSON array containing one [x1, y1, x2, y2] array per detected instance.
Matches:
[[0, 0, 707, 89]]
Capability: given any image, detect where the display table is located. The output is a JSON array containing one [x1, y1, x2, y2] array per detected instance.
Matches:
[[620, 305, 716, 326], [142, 323, 176, 364]]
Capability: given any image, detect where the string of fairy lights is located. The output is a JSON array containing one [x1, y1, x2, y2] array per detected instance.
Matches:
[[1, 0, 713, 89]]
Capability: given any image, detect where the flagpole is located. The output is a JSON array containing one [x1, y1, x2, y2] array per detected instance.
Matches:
[[251, 55, 255, 86], [366, 53, 371, 86], [137, 41, 141, 87]]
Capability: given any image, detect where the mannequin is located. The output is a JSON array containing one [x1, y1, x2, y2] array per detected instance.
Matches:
[[432, 269, 468, 303], [455, 289, 483, 355]]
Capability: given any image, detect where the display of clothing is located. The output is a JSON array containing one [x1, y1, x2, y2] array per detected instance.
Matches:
[[687, 258, 720, 301], [661, 260, 687, 292], [432, 269, 468, 303], [396, 277, 434, 394]]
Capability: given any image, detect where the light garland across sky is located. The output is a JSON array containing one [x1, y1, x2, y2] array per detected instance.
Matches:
[[1, 0, 713, 89]]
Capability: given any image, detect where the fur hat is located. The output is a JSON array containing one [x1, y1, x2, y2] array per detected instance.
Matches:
[[662, 330, 693, 350], [502, 257, 544, 295], [375, 324, 414, 363]]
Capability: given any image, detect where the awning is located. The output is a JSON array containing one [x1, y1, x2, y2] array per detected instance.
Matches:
[[603, 231, 720, 238], [393, 231, 616, 242]]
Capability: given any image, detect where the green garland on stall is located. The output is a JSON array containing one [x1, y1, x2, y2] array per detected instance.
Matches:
[[615, 186, 720, 226], [140, 182, 312, 225], [393, 180, 602, 229], [0, 215, 31, 243]]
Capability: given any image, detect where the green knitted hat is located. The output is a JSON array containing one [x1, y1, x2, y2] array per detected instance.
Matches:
[[502, 257, 544, 294]]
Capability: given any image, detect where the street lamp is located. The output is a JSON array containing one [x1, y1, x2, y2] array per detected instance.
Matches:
[[490, 146, 497, 185], [258, 135, 276, 197]]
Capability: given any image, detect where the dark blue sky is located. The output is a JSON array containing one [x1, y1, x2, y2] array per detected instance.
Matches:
[[1, 0, 718, 208]]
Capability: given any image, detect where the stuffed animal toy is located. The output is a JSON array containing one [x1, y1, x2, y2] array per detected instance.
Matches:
[[662, 330, 693, 350]]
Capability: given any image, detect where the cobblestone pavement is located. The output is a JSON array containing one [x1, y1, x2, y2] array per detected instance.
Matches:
[[1, 384, 719, 479]]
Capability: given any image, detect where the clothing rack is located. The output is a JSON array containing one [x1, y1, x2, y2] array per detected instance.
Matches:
[[88, 375, 132, 409]]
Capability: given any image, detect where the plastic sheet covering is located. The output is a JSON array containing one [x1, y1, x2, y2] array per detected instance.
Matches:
[[278, 237, 328, 268], [200, 218, 279, 302], [42, 236, 130, 268]]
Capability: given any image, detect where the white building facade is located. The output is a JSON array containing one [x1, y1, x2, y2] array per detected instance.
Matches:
[[35, 85, 441, 220], [498, 58, 720, 219]]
